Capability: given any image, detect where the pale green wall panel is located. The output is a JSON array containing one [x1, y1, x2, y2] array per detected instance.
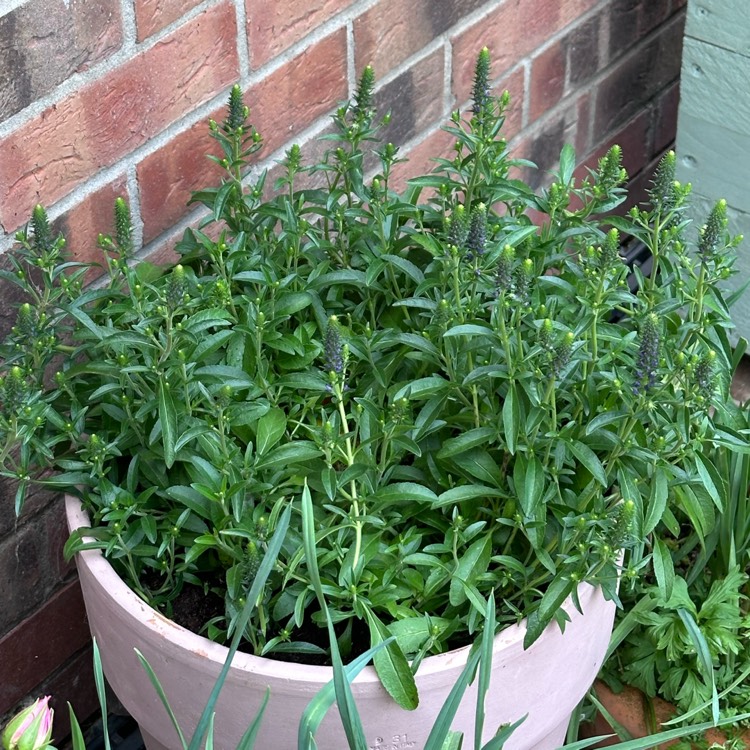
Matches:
[[685, 0, 750, 57], [676, 1, 750, 339], [677, 113, 750, 210], [678, 38, 750, 133]]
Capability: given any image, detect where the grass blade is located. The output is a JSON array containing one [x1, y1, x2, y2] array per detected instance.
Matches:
[[424, 647, 482, 750], [235, 689, 270, 750], [474, 593, 495, 750], [92, 639, 112, 750], [677, 608, 719, 724], [298, 643, 390, 749], [187, 503, 292, 750], [302, 481, 368, 749], [134, 649, 188, 750], [480, 716, 526, 750], [67, 704, 87, 750]]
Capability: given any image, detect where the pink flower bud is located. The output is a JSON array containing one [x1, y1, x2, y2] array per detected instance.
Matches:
[[2, 697, 54, 750]]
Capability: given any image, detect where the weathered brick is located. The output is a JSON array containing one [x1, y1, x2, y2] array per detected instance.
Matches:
[[388, 126, 456, 194], [0, 581, 89, 714], [594, 13, 684, 138], [53, 177, 129, 274], [522, 104, 580, 190], [375, 48, 445, 151], [354, 0, 487, 81], [0, 0, 122, 120], [607, 0, 674, 63], [135, 0, 203, 41], [583, 108, 652, 185], [138, 116, 221, 244], [575, 92, 592, 159], [653, 80, 680, 155], [0, 642, 98, 747], [529, 42, 566, 123], [247, 0, 353, 68], [0, 2, 239, 234], [567, 13, 602, 87], [0, 495, 71, 634], [247, 29, 348, 154]]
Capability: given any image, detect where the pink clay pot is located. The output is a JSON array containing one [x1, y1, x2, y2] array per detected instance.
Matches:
[[67, 494, 617, 750]]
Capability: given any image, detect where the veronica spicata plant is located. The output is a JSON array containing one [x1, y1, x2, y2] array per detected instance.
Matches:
[[0, 49, 742, 708]]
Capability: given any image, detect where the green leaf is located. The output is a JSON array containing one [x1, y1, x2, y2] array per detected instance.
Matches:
[[652, 537, 674, 601], [436, 427, 495, 459], [374, 482, 438, 505], [256, 408, 287, 456], [523, 574, 574, 648], [456, 448, 504, 486], [158, 377, 177, 469], [502, 383, 519, 455], [644, 465, 669, 535], [365, 610, 419, 710], [275, 291, 313, 317], [449, 534, 491, 606], [677, 608, 719, 725], [566, 440, 607, 487], [434, 484, 503, 508], [254, 441, 322, 470], [443, 324, 496, 340], [559, 143, 576, 185], [513, 454, 544, 517], [695, 453, 726, 512]]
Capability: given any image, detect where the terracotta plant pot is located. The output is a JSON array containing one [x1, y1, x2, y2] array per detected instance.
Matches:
[[67, 495, 618, 750], [584, 680, 750, 749]]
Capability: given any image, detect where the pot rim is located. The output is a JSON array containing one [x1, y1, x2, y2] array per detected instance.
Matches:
[[65, 493, 602, 685]]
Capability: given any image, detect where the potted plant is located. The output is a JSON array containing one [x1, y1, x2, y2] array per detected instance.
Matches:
[[0, 49, 742, 749]]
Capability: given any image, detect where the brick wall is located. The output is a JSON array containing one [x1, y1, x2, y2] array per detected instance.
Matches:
[[0, 0, 685, 740]]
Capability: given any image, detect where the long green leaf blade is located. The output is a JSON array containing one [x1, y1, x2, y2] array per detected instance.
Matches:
[[158, 376, 177, 469]]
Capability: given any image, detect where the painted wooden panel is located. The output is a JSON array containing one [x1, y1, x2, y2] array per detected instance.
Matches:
[[676, 2, 750, 339], [685, 0, 750, 57]]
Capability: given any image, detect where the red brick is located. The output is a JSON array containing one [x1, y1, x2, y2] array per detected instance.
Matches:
[[0, 581, 89, 714], [493, 65, 526, 140], [0, 497, 74, 635], [653, 80, 680, 156], [529, 42, 566, 123], [389, 126, 456, 194], [52, 177, 129, 277], [575, 93, 592, 159], [138, 116, 222, 244], [0, 2, 239, 234], [354, 0, 487, 81], [0, 0, 122, 120], [39, 643, 99, 745], [580, 108, 651, 189], [135, 0, 203, 41], [247, 29, 348, 155], [375, 48, 445, 150], [594, 14, 683, 139], [247, 0, 353, 68], [566, 12, 602, 87], [451, 0, 595, 105]]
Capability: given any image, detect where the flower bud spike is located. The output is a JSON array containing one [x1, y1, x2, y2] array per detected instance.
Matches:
[[472, 47, 491, 122], [648, 151, 676, 210], [31, 206, 52, 254], [225, 84, 245, 131], [698, 198, 728, 262], [467, 203, 487, 257], [633, 313, 660, 395], [353, 65, 375, 123], [114, 197, 133, 255]]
